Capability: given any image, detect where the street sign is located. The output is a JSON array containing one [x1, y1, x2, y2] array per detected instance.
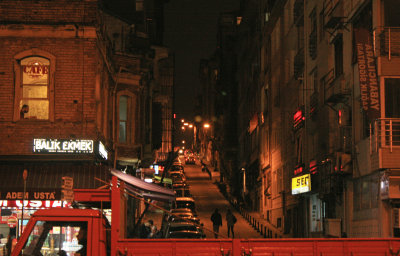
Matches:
[[7, 216, 18, 228], [61, 176, 73, 190], [61, 176, 74, 203]]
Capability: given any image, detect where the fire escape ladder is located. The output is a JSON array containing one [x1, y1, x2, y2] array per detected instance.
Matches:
[[323, 0, 349, 37]]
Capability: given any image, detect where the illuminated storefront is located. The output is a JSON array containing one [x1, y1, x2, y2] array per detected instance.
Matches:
[[0, 139, 110, 242]]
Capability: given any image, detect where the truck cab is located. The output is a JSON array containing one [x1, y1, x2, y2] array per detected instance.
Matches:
[[12, 208, 109, 256]]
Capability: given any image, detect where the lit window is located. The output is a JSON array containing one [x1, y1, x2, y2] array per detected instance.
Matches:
[[19, 57, 49, 120], [14, 49, 55, 122]]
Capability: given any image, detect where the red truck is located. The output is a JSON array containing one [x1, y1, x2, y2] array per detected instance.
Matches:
[[11, 173, 400, 256]]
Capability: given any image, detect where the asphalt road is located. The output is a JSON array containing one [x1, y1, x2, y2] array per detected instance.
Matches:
[[183, 158, 263, 239], [143, 157, 263, 239]]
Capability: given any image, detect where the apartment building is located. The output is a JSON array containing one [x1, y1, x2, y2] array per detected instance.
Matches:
[[208, 0, 400, 238]]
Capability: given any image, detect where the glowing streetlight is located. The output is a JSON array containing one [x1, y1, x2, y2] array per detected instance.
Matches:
[[203, 123, 210, 128]]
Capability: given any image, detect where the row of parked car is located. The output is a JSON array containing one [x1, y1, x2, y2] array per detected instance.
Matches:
[[161, 158, 205, 238]]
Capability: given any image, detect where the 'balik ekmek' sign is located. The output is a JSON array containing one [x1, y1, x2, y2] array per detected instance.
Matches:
[[33, 139, 94, 153], [355, 28, 380, 121]]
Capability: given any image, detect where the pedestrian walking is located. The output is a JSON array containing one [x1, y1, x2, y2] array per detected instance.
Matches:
[[226, 209, 237, 238], [147, 220, 158, 238], [206, 167, 212, 180], [210, 208, 222, 238]]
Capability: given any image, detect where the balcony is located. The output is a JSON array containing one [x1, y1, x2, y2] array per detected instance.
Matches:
[[293, 0, 304, 27], [370, 118, 400, 170], [323, 0, 344, 30], [374, 27, 400, 58], [374, 27, 400, 76], [322, 69, 350, 104]]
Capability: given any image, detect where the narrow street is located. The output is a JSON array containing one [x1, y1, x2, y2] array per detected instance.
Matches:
[[183, 158, 263, 239]]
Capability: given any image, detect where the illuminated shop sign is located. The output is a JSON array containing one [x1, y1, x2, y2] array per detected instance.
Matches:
[[33, 139, 94, 153], [0, 200, 70, 209], [0, 190, 60, 200], [294, 164, 304, 175], [292, 174, 311, 195], [98, 141, 108, 160], [293, 107, 305, 131], [309, 160, 318, 174]]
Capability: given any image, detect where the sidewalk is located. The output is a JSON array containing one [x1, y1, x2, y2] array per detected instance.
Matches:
[[200, 159, 286, 239]]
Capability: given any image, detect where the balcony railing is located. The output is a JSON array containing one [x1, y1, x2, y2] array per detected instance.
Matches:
[[371, 118, 400, 153], [374, 27, 400, 59]]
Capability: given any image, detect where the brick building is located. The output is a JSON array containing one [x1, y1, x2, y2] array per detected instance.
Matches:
[[0, 0, 173, 239]]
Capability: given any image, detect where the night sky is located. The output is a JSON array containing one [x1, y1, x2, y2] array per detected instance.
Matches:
[[163, 0, 239, 120]]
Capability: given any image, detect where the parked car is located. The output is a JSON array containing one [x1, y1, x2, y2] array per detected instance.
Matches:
[[169, 172, 186, 183], [167, 213, 200, 224], [174, 187, 191, 197], [167, 231, 205, 239], [167, 208, 200, 224], [170, 164, 185, 173], [172, 181, 189, 190], [174, 197, 196, 213], [170, 208, 197, 216], [164, 222, 205, 238]]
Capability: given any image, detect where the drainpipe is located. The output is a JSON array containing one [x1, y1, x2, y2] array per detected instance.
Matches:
[[113, 67, 123, 168]]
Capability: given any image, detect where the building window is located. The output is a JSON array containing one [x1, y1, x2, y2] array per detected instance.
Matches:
[[19, 57, 49, 120], [309, 8, 317, 60], [334, 34, 343, 77], [14, 49, 55, 122], [136, 0, 144, 11], [119, 95, 129, 143], [117, 92, 136, 144]]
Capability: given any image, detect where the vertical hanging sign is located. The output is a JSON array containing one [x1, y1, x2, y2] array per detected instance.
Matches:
[[355, 28, 380, 121]]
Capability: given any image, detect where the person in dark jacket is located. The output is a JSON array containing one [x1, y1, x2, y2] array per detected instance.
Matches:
[[75, 228, 87, 256], [226, 209, 237, 238], [211, 208, 222, 238]]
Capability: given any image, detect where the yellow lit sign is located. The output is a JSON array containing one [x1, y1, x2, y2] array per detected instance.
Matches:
[[292, 174, 311, 195]]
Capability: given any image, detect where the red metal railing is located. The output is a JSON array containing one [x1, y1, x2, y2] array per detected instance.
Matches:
[[115, 238, 400, 255]]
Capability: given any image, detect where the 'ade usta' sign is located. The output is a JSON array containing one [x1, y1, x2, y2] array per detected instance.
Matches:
[[34, 139, 94, 153]]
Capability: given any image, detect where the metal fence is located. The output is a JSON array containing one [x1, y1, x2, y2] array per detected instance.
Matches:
[[371, 118, 400, 153], [374, 27, 400, 59]]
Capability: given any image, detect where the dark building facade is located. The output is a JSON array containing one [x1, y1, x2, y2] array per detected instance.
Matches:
[[207, 0, 400, 238]]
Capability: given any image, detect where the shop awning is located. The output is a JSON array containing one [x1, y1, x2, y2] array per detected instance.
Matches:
[[111, 169, 175, 202]]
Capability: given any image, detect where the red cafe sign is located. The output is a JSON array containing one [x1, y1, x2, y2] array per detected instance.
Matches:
[[0, 200, 70, 209]]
